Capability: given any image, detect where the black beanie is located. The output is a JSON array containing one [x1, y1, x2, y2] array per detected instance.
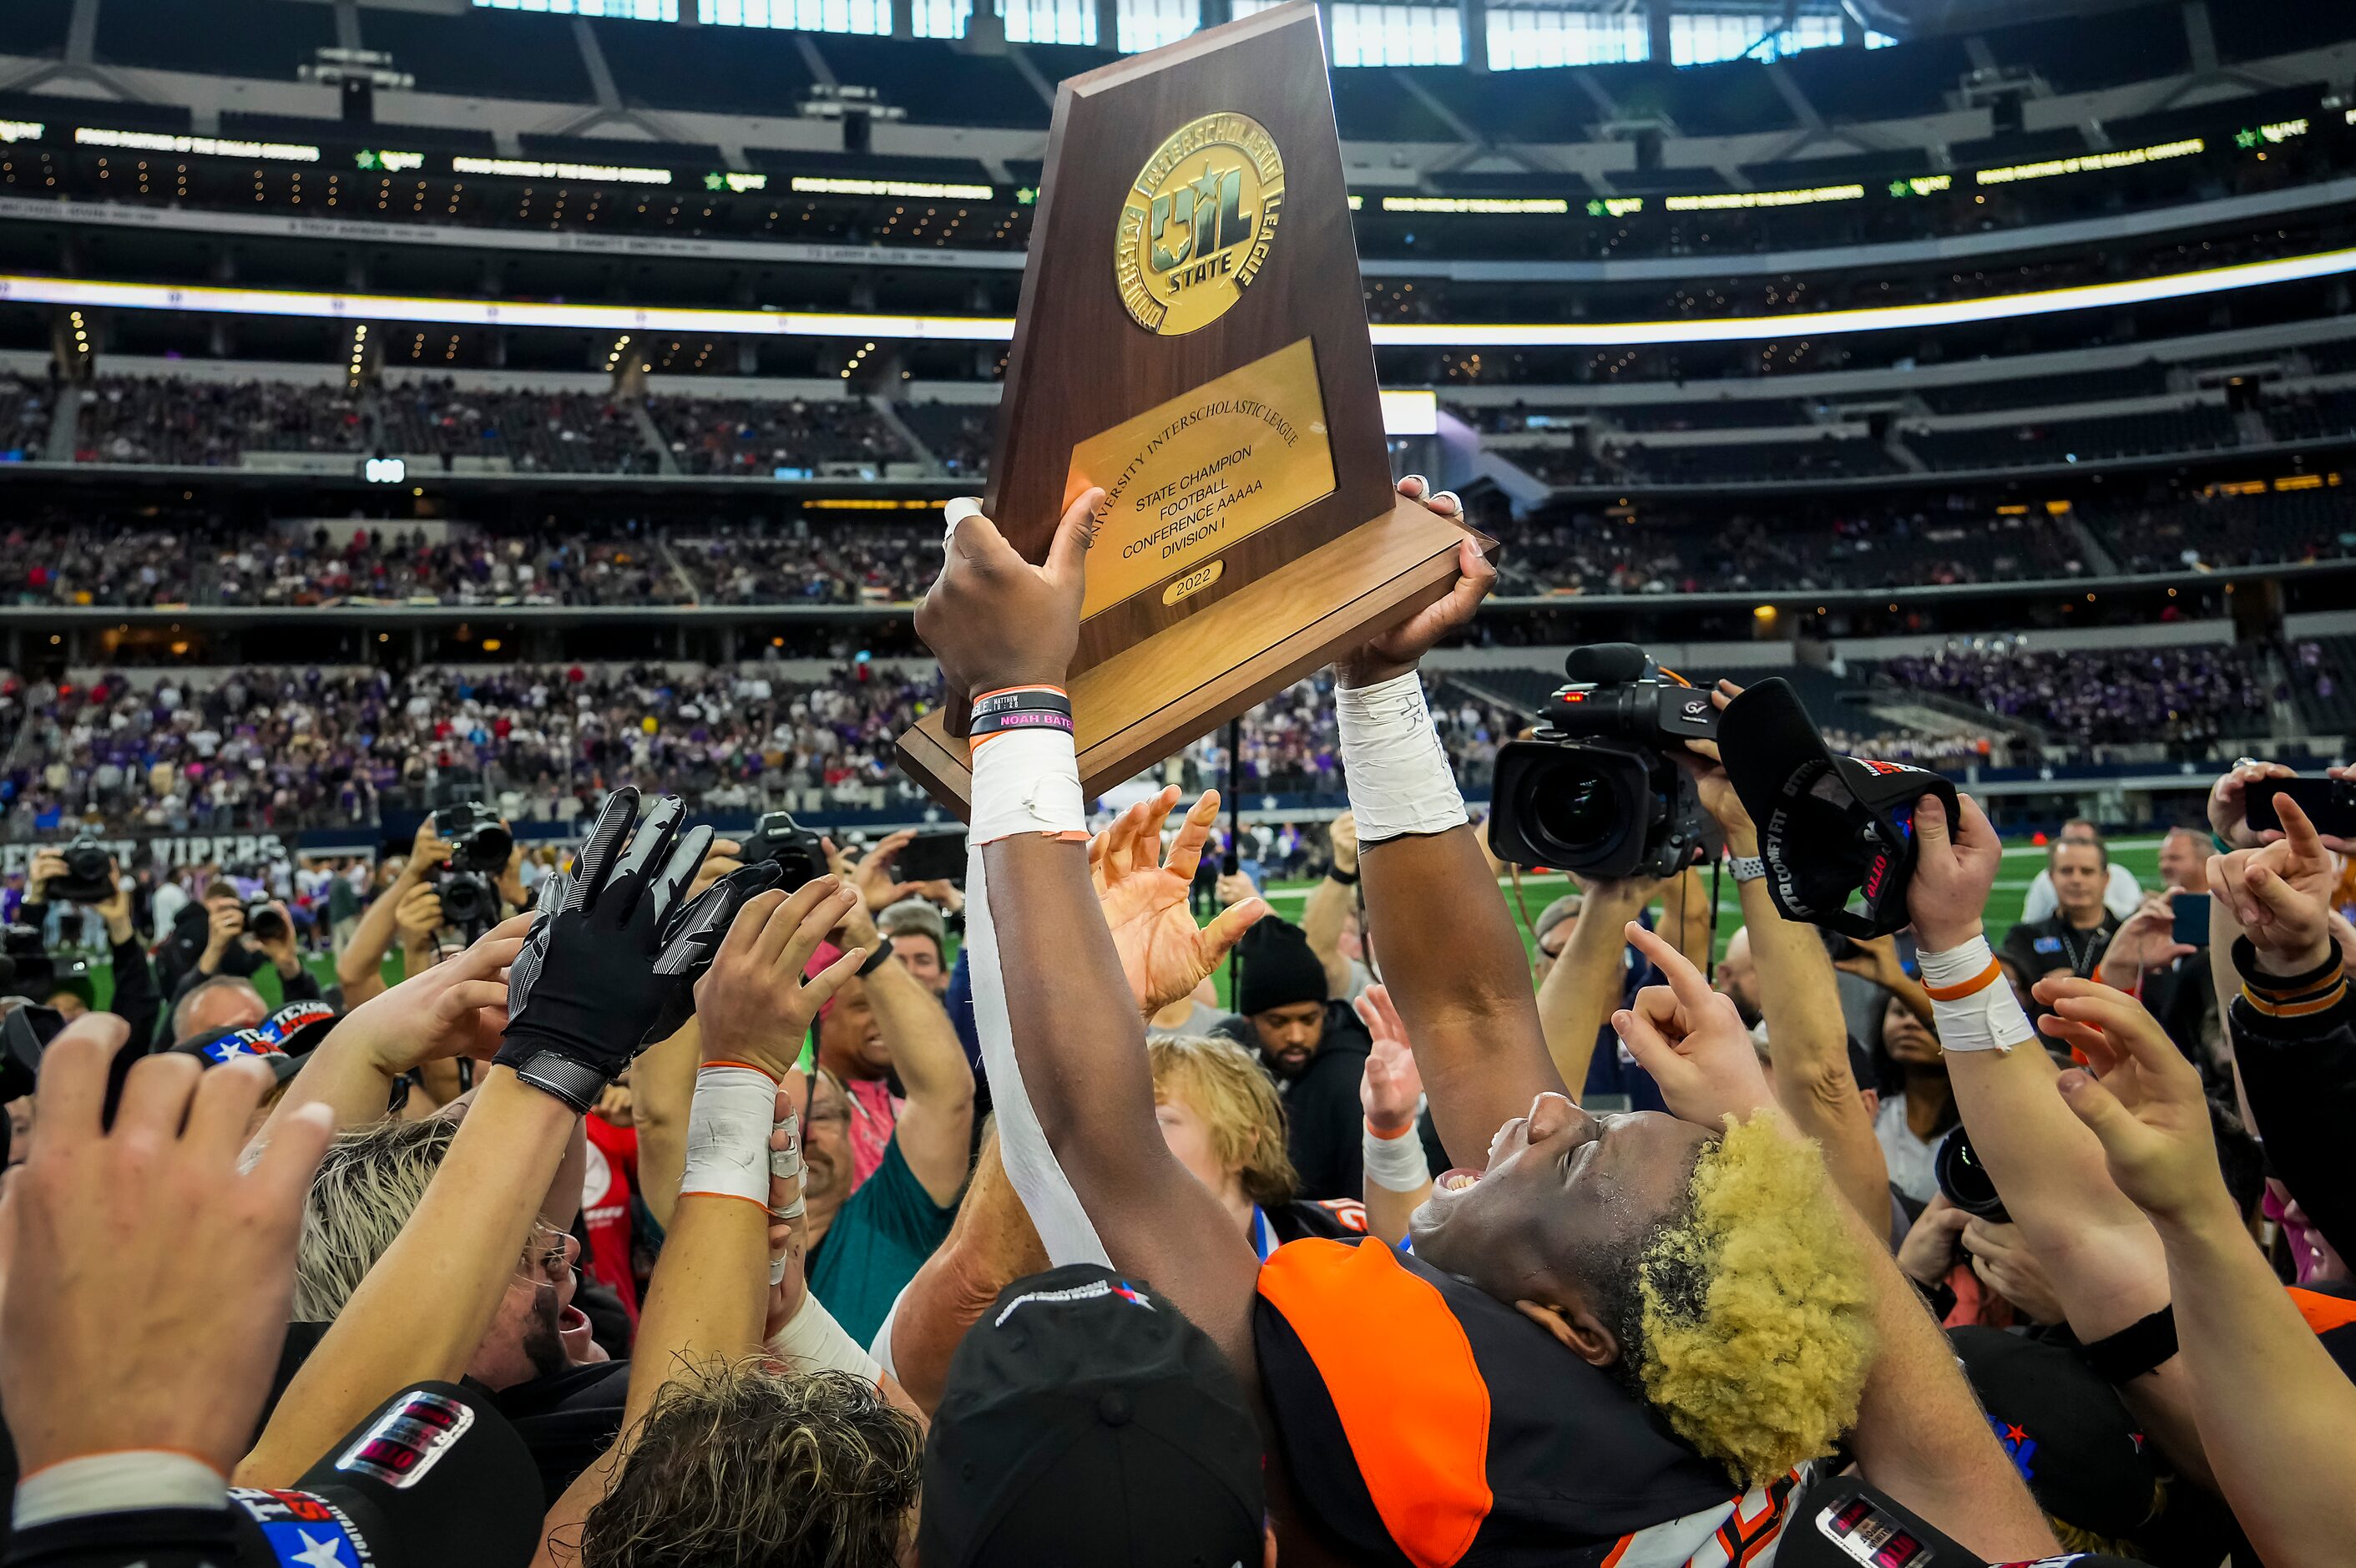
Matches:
[[1235, 918, 1329, 1019]]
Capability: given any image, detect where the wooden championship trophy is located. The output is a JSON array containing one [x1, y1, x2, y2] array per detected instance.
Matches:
[[894, 0, 1474, 812]]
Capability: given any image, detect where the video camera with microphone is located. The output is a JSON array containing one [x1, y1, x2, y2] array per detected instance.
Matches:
[[1487, 644, 1718, 881]]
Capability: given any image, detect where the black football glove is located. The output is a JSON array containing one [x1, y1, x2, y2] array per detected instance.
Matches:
[[641, 857, 788, 1045], [494, 789, 714, 1111]]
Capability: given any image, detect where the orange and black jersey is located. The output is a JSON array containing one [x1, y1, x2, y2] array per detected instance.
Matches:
[[1256, 1237, 1814, 1568]]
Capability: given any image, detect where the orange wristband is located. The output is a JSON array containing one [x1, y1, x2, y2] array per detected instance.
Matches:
[[1921, 960, 2001, 1001]]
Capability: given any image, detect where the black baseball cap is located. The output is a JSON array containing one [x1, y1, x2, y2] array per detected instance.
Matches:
[[1950, 1327, 2161, 1541], [174, 999, 341, 1085], [226, 1381, 542, 1568], [1719, 678, 1959, 939], [919, 1264, 1266, 1568]]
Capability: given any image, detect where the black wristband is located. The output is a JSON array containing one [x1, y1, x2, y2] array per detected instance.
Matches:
[[858, 935, 897, 977], [1327, 865, 1359, 886], [2078, 1303, 2177, 1384], [2230, 934, 2342, 996]]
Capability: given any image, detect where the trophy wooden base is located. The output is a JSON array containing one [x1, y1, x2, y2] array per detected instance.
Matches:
[[896, 494, 1473, 815]]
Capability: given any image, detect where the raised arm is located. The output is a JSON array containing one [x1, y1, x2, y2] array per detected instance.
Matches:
[[1354, 984, 1431, 1245], [260, 913, 528, 1138], [336, 818, 454, 1004], [627, 838, 753, 1230], [2206, 791, 2356, 1262], [243, 792, 720, 1485], [823, 840, 974, 1205], [1534, 876, 1646, 1098], [1681, 695, 1891, 1226], [877, 1125, 1050, 1414], [1343, 483, 1560, 1164], [1906, 790, 2211, 1485], [1610, 931, 2058, 1562], [538, 880, 869, 1565], [2051, 971, 2356, 1568], [1300, 811, 1359, 999], [917, 488, 1264, 1370]]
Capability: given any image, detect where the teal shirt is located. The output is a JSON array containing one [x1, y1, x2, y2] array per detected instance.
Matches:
[[806, 1136, 958, 1349]]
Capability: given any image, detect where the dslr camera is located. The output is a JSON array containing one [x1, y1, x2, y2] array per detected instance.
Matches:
[[245, 900, 290, 947], [1934, 1125, 2007, 1222], [430, 801, 514, 934], [43, 831, 116, 905], [1488, 644, 1718, 881], [741, 811, 829, 891]]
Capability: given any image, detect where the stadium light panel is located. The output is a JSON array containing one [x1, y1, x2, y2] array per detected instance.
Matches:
[[1380, 389, 1437, 434], [11, 242, 2356, 348]]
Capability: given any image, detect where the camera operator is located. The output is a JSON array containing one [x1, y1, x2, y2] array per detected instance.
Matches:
[[167, 888, 316, 1016], [19, 847, 161, 1055]]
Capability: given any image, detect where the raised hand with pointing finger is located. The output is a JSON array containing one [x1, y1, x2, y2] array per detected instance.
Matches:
[[1610, 922, 1775, 1130], [2207, 792, 2337, 977]]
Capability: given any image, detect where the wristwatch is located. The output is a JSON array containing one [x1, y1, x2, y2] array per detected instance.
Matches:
[[1728, 854, 1767, 883]]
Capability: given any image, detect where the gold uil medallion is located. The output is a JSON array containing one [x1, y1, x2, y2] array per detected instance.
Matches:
[[1115, 112, 1285, 336]]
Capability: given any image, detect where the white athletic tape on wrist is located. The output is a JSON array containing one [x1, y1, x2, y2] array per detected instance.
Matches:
[[1337, 671, 1468, 843], [768, 1290, 882, 1383], [680, 1065, 777, 1205], [1919, 935, 2033, 1055], [969, 727, 1087, 847], [14, 1452, 226, 1530], [1363, 1119, 1432, 1193]]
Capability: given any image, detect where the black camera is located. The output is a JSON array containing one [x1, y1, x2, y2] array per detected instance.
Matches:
[[43, 832, 116, 905], [430, 801, 514, 936], [1934, 1125, 2008, 1222], [742, 811, 828, 891], [245, 901, 290, 946], [0, 925, 53, 1000], [1487, 644, 1719, 881]]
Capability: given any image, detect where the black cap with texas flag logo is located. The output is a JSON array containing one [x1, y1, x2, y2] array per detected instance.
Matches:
[[1719, 677, 1959, 940]]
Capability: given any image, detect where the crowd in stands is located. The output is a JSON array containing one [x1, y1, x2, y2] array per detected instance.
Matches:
[[892, 401, 993, 476], [671, 519, 939, 605], [0, 659, 1533, 836], [0, 372, 53, 459], [1877, 640, 2273, 748], [650, 397, 910, 476], [3, 479, 2352, 609], [2092, 486, 2356, 574], [0, 523, 204, 607], [379, 382, 658, 475], [0, 662, 943, 837], [1502, 498, 2088, 594], [75, 376, 368, 467], [7, 483, 2355, 1568], [214, 526, 689, 609]]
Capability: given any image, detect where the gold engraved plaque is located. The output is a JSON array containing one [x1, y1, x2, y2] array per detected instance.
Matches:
[[1068, 336, 1335, 620], [1115, 111, 1285, 336]]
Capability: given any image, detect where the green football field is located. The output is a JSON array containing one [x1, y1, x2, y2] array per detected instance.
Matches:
[[63, 839, 2163, 1015], [1228, 837, 2166, 1007]]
